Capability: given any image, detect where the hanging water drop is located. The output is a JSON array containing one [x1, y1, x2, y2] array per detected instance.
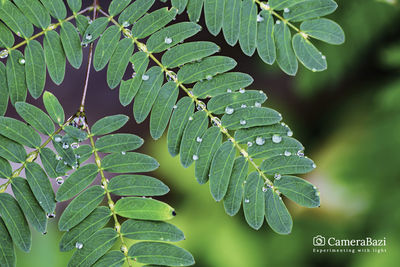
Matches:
[[274, 173, 281, 180], [247, 141, 253, 147], [241, 104, 247, 108], [225, 106, 234, 115], [284, 150, 291, 157], [244, 199, 250, 203], [287, 130, 293, 137], [75, 154, 81, 159], [164, 37, 173, 44], [115, 224, 121, 232], [240, 119, 247, 125], [47, 213, 55, 219], [197, 101, 206, 111], [0, 49, 9, 59], [255, 137, 265, 146], [75, 242, 83, 249], [16, 32, 22, 37], [284, 8, 290, 13], [142, 74, 149, 81], [56, 177, 64, 185], [196, 137, 203, 143], [85, 34, 92, 40], [122, 21, 130, 27], [71, 142, 79, 149], [272, 134, 282, 143], [54, 136, 62, 142], [255, 102, 261, 108], [62, 143, 69, 149], [257, 14, 264, 22], [18, 58, 25, 65], [239, 88, 245, 94], [192, 155, 199, 161]]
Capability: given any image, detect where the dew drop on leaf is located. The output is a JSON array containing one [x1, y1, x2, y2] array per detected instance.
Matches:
[[164, 37, 173, 44], [142, 74, 149, 81], [255, 137, 265, 146], [225, 106, 234, 114], [0, 49, 8, 59], [240, 119, 247, 125], [75, 242, 83, 249], [272, 134, 282, 143]]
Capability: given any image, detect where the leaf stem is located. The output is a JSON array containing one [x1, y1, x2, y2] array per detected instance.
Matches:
[[86, 127, 133, 267], [98, 8, 275, 188]]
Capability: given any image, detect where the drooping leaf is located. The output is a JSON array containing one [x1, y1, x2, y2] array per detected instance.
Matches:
[[25, 40, 46, 99], [243, 172, 265, 230], [114, 197, 176, 221], [0, 135, 26, 163], [91, 115, 129, 136], [58, 186, 105, 231], [107, 38, 135, 89], [102, 152, 159, 173], [131, 8, 178, 39], [292, 33, 327, 72], [121, 220, 184, 242], [43, 30, 66, 85], [6, 50, 27, 105], [0, 217, 16, 267], [274, 22, 298, 76], [0, 193, 31, 252], [93, 25, 121, 71], [96, 134, 143, 153], [300, 18, 345, 45], [108, 175, 169, 196], [60, 21, 83, 69], [264, 188, 293, 234], [221, 107, 282, 130], [15, 102, 55, 135]]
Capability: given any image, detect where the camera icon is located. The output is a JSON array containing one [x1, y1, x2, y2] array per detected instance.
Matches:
[[313, 235, 326, 246]]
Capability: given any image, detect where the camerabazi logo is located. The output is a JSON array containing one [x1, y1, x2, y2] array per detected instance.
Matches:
[[313, 235, 386, 247]]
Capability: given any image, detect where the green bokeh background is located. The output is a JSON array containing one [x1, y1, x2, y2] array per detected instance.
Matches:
[[7, 0, 400, 266]]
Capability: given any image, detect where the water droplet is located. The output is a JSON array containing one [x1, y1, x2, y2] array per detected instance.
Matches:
[[120, 244, 128, 253], [142, 74, 149, 81], [75, 242, 83, 249], [239, 88, 245, 94], [123, 29, 132, 38], [173, 105, 178, 109], [225, 106, 234, 115], [188, 116, 193, 121], [255, 137, 265, 146], [287, 130, 293, 137], [247, 141, 253, 147], [197, 101, 206, 110], [192, 155, 199, 161], [132, 72, 137, 78], [115, 224, 121, 232], [63, 161, 68, 165], [262, 187, 268, 192], [284, 150, 291, 157], [81, 42, 88, 48], [85, 34, 92, 40], [315, 191, 320, 197], [56, 155, 62, 161], [42, 231, 47, 235], [206, 75, 212, 80], [257, 14, 264, 22], [312, 68, 317, 72], [196, 137, 203, 143], [226, 89, 232, 93], [322, 55, 326, 60], [255, 102, 261, 108], [241, 104, 247, 108], [75, 154, 81, 159], [121, 151, 126, 155], [212, 117, 221, 126], [272, 134, 282, 143], [276, 20, 281, 25], [313, 186, 317, 190], [62, 143, 69, 149], [284, 8, 290, 13], [240, 119, 247, 125], [54, 136, 62, 142], [244, 199, 250, 203], [297, 150, 304, 157], [164, 37, 173, 44], [47, 213, 55, 219], [18, 58, 25, 65], [274, 173, 281, 180], [56, 177, 64, 185], [312, 163, 317, 168], [16, 32, 22, 37], [122, 21, 130, 27], [0, 49, 9, 59], [71, 142, 79, 149], [260, 2, 270, 10]]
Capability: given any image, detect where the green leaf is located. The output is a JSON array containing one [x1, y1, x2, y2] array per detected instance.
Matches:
[[107, 38, 134, 89], [172, 0, 188, 14], [109, 0, 131, 16], [274, 175, 320, 208], [67, 0, 81, 13], [25, 40, 46, 99], [178, 56, 237, 84], [187, 0, 203, 22], [264, 188, 292, 234], [6, 50, 27, 105], [300, 18, 345, 45], [223, 157, 248, 216], [75, 14, 90, 35], [40, 147, 65, 178], [274, 22, 298, 76], [75, 145, 93, 164], [60, 206, 111, 252], [0, 21, 14, 48], [130, 51, 149, 76], [13, 0, 50, 29], [243, 172, 265, 230], [53, 140, 77, 167], [209, 141, 236, 201], [248, 136, 304, 159], [91, 115, 129, 136], [96, 133, 143, 153], [15, 102, 55, 135], [260, 155, 316, 175], [147, 22, 201, 53], [0, 217, 16, 266], [63, 125, 87, 141], [56, 164, 99, 202], [102, 152, 159, 173], [161, 41, 219, 68], [207, 90, 268, 114], [0, 135, 26, 163], [257, 11, 276, 65], [93, 25, 121, 71], [82, 17, 109, 45], [0, 116, 41, 148], [180, 111, 209, 168], [58, 186, 105, 231], [239, 0, 257, 56], [150, 82, 179, 140], [118, 0, 155, 25], [221, 107, 282, 130], [128, 242, 194, 266], [0, 156, 12, 179], [133, 66, 164, 123], [108, 174, 169, 196], [93, 251, 125, 267], [132, 7, 178, 39], [119, 78, 141, 107], [292, 33, 327, 72], [222, 0, 240, 46], [235, 123, 292, 144], [195, 126, 222, 184], [269, 0, 303, 10], [122, 220, 184, 241], [44, 30, 66, 85], [0, 0, 33, 38], [11, 177, 47, 233], [43, 91, 64, 125], [167, 97, 194, 156], [284, 0, 338, 22], [68, 228, 118, 267], [39, 0, 66, 19], [25, 162, 56, 214], [0, 62, 9, 116], [0, 193, 31, 252], [204, 0, 224, 36], [192, 72, 253, 98], [60, 21, 83, 69], [115, 197, 175, 220]]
